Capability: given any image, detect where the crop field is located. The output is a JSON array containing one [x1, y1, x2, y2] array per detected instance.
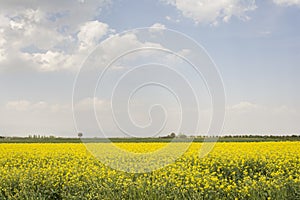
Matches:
[[0, 142, 299, 199]]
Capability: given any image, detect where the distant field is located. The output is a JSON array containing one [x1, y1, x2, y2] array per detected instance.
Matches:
[[0, 136, 300, 143], [0, 142, 299, 199]]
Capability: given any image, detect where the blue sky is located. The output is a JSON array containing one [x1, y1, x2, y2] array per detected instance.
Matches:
[[0, 0, 299, 137]]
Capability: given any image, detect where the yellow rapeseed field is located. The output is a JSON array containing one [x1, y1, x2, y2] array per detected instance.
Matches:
[[0, 142, 299, 199]]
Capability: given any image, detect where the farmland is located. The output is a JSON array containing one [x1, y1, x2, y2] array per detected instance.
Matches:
[[1, 135, 300, 143], [0, 142, 299, 199]]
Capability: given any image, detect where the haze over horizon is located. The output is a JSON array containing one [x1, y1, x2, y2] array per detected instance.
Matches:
[[0, 0, 299, 137]]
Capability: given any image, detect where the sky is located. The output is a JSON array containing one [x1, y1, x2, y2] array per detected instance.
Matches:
[[0, 0, 299, 137]]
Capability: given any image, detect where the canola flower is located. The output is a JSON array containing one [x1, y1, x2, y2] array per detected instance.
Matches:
[[0, 142, 299, 199]]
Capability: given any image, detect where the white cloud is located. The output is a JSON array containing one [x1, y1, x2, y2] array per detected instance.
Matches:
[[5, 15, 110, 71], [74, 97, 108, 111], [224, 101, 300, 134], [0, 1, 112, 72], [8, 24, 165, 72], [149, 23, 167, 34], [0, 49, 6, 62], [230, 101, 260, 112], [2, 98, 300, 137], [78, 21, 109, 51], [150, 23, 166, 30], [5, 100, 70, 113], [6, 100, 31, 111], [228, 101, 297, 115], [81, 32, 165, 71], [0, 14, 9, 27], [0, 30, 6, 62], [273, 0, 300, 6], [0, 1, 184, 73], [1, 99, 73, 136], [165, 15, 181, 23], [163, 0, 257, 25], [163, 48, 192, 65], [5, 8, 67, 50], [23, 50, 70, 72]]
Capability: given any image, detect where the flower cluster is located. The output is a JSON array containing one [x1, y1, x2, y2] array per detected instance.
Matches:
[[0, 142, 299, 199]]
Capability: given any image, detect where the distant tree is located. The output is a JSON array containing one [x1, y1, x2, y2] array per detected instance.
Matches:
[[170, 132, 176, 138], [78, 132, 83, 138]]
